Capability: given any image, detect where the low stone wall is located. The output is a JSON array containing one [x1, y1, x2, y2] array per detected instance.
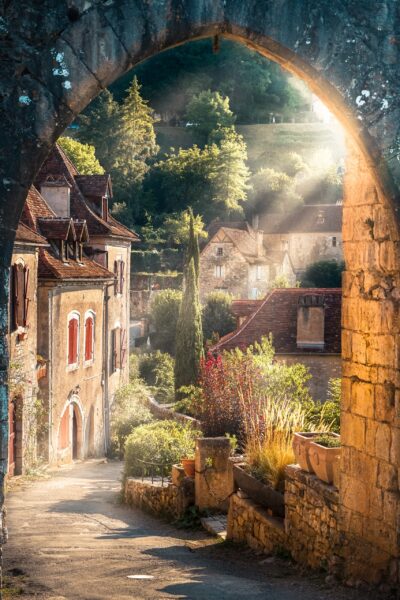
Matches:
[[125, 469, 194, 520], [227, 464, 340, 571], [285, 464, 340, 571], [227, 493, 286, 553]]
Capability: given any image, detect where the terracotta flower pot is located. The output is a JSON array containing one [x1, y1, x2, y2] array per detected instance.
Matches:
[[309, 434, 341, 485], [181, 458, 195, 478], [292, 432, 322, 473]]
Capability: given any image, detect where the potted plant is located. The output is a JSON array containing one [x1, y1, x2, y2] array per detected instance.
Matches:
[[308, 433, 341, 485], [181, 453, 195, 478], [292, 431, 323, 473], [36, 354, 47, 381]]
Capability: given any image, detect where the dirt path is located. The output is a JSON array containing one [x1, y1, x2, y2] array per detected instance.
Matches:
[[3, 460, 374, 599]]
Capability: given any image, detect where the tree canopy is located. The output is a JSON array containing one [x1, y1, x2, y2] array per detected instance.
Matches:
[[301, 260, 344, 288], [58, 137, 104, 175]]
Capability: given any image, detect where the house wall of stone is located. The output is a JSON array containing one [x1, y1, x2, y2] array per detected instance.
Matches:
[[37, 283, 106, 464], [8, 245, 40, 473], [91, 240, 131, 410], [277, 354, 341, 402], [264, 231, 343, 275]]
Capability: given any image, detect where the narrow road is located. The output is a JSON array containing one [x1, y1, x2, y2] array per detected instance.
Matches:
[[4, 461, 373, 599]]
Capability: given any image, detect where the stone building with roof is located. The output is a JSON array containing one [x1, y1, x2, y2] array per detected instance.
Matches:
[[199, 221, 295, 301], [8, 144, 138, 470], [258, 204, 343, 276], [212, 288, 342, 401]]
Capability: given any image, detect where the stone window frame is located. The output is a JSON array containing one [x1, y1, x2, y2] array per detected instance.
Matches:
[[216, 246, 224, 257], [83, 309, 95, 367], [67, 310, 80, 371], [214, 265, 225, 279]]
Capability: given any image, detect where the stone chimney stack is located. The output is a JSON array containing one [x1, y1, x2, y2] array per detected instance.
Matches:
[[40, 175, 71, 217], [296, 294, 325, 350], [256, 229, 264, 257]]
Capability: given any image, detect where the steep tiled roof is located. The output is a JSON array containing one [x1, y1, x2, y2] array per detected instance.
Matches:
[[75, 174, 112, 198], [15, 222, 47, 246], [35, 144, 138, 241], [231, 299, 262, 318], [38, 218, 76, 240], [38, 249, 113, 280], [73, 220, 89, 242], [260, 204, 342, 234], [22, 185, 56, 231], [207, 220, 250, 240], [212, 288, 341, 354]]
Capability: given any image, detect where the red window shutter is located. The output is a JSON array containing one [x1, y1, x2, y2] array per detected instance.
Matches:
[[85, 317, 93, 361], [68, 318, 78, 365], [113, 261, 118, 295], [23, 266, 30, 327], [120, 261, 125, 294], [120, 328, 127, 367]]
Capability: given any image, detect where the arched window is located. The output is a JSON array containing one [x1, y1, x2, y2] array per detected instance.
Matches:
[[67, 311, 80, 367], [84, 311, 95, 364]]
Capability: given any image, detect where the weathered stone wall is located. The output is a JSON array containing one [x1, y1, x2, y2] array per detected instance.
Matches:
[[285, 465, 340, 572], [278, 354, 341, 402], [125, 474, 194, 520], [199, 240, 252, 301], [227, 493, 287, 553], [195, 437, 234, 512]]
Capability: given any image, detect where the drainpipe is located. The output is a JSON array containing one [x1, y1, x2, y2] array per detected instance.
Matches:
[[102, 282, 113, 456]]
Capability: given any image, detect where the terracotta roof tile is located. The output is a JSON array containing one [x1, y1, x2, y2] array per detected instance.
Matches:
[[75, 174, 112, 198], [38, 218, 76, 240], [35, 145, 138, 241], [231, 299, 262, 318], [38, 249, 114, 280], [22, 185, 56, 231], [15, 222, 47, 245], [212, 288, 341, 354]]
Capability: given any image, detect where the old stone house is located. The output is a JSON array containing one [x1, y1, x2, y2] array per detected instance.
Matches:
[[199, 222, 295, 301], [8, 145, 138, 471], [258, 204, 343, 277], [8, 218, 48, 475], [211, 288, 342, 401]]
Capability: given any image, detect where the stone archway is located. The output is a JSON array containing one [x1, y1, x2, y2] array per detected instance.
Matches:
[[1, 0, 400, 584], [57, 397, 84, 463]]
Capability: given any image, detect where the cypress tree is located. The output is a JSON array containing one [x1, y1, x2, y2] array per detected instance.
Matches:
[[174, 239, 204, 399], [186, 208, 200, 279]]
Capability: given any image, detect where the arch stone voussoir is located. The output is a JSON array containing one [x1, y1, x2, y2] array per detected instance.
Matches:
[[1, 0, 400, 586]]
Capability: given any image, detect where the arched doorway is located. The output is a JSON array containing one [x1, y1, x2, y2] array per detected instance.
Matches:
[[58, 400, 84, 463], [1, 1, 400, 585]]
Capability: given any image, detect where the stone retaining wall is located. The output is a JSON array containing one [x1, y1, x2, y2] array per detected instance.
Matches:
[[125, 471, 194, 520], [143, 395, 201, 429], [227, 493, 286, 553], [228, 464, 340, 572], [285, 465, 340, 571]]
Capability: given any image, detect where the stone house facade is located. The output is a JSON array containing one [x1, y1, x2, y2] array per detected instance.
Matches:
[[8, 145, 138, 470], [259, 204, 343, 277], [212, 288, 342, 401], [199, 222, 295, 301], [8, 221, 48, 475]]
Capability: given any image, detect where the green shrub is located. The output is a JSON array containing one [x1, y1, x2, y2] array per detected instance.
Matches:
[[129, 353, 140, 382], [150, 289, 182, 354], [314, 434, 341, 448], [138, 351, 175, 404], [110, 382, 153, 457], [202, 291, 236, 342], [124, 420, 201, 479], [303, 378, 341, 434]]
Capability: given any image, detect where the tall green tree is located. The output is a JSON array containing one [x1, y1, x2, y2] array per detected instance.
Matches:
[[58, 137, 104, 175], [185, 90, 235, 145], [186, 208, 200, 279], [174, 217, 204, 398], [76, 89, 120, 173], [202, 291, 236, 342]]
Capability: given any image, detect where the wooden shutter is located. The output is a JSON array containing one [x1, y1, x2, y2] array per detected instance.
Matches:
[[14, 264, 25, 328], [115, 328, 121, 369], [10, 265, 17, 331], [68, 318, 78, 365], [113, 261, 118, 295], [120, 328, 127, 367], [120, 261, 125, 294], [85, 316, 93, 361], [111, 329, 116, 372], [23, 266, 30, 327]]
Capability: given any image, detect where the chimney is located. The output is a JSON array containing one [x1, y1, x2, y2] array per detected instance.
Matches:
[[297, 294, 325, 350], [40, 175, 71, 217], [252, 213, 259, 230]]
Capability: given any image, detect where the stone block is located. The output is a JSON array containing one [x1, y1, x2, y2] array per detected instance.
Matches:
[[352, 381, 374, 419], [341, 412, 366, 451], [375, 422, 392, 462], [341, 473, 369, 515]]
